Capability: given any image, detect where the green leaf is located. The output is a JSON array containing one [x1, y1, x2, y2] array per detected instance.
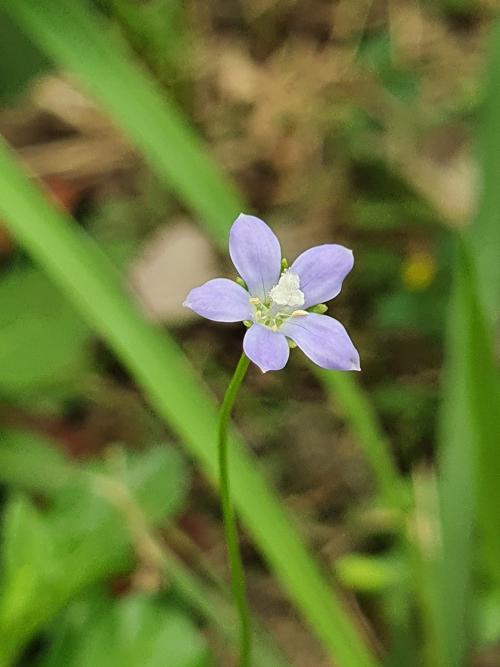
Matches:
[[0, 433, 285, 667], [41, 594, 210, 667], [0, 435, 190, 665], [50, 445, 189, 584], [0, 266, 92, 403], [124, 446, 188, 522], [0, 428, 75, 493], [0, 495, 62, 665], [1, 495, 57, 590]]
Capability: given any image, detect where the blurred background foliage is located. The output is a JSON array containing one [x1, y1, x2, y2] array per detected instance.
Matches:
[[0, 1, 499, 665]]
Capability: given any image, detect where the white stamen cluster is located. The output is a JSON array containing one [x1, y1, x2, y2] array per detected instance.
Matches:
[[250, 270, 307, 331]]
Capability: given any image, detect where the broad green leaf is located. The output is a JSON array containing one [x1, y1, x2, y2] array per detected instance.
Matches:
[[0, 495, 62, 666], [0, 266, 92, 403], [0, 434, 190, 665], [0, 428, 75, 493], [40, 594, 210, 667], [124, 447, 188, 522], [1, 495, 57, 593]]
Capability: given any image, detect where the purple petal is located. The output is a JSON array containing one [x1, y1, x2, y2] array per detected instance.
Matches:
[[229, 214, 282, 300], [183, 278, 252, 322], [243, 325, 289, 373], [290, 244, 354, 308], [282, 313, 360, 371]]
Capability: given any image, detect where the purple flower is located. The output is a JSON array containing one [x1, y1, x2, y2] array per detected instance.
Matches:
[[184, 214, 360, 373]]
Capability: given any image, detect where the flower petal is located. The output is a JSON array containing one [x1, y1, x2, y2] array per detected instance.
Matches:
[[183, 278, 252, 322], [290, 244, 354, 308], [282, 313, 360, 371], [229, 214, 282, 299], [243, 324, 289, 373]]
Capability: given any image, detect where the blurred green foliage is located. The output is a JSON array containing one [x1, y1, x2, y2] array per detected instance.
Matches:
[[0, 266, 92, 407], [41, 593, 209, 667], [0, 8, 49, 101], [0, 0, 499, 666], [0, 430, 189, 666]]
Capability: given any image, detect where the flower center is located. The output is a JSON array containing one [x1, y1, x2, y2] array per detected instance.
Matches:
[[269, 271, 305, 307], [249, 271, 307, 331]]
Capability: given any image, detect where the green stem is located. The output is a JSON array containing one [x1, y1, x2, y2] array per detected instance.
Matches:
[[218, 352, 251, 666]]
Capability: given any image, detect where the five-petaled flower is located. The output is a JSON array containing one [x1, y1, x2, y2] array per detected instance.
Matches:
[[183, 214, 360, 373]]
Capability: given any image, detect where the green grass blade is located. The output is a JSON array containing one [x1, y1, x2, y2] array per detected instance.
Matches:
[[434, 21, 500, 663], [471, 21, 500, 320], [453, 241, 500, 583], [437, 238, 500, 666], [0, 141, 378, 667], [435, 239, 478, 667], [0, 0, 240, 246]]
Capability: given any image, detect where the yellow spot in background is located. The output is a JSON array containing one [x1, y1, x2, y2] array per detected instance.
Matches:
[[402, 251, 437, 291]]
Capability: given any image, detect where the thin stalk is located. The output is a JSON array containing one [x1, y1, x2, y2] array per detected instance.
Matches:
[[218, 353, 251, 666]]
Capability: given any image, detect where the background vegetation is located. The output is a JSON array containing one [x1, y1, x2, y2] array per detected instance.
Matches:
[[0, 1, 499, 665]]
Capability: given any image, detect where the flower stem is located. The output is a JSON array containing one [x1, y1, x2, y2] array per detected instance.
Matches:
[[218, 352, 251, 666]]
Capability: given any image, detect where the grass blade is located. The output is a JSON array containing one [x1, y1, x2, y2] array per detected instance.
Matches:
[[436, 237, 500, 665], [471, 21, 500, 320], [434, 21, 500, 663], [434, 239, 478, 666]]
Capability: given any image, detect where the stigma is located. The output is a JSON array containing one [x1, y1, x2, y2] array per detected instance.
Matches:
[[269, 271, 305, 308]]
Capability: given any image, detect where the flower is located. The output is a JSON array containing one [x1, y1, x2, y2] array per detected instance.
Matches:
[[183, 214, 360, 373]]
